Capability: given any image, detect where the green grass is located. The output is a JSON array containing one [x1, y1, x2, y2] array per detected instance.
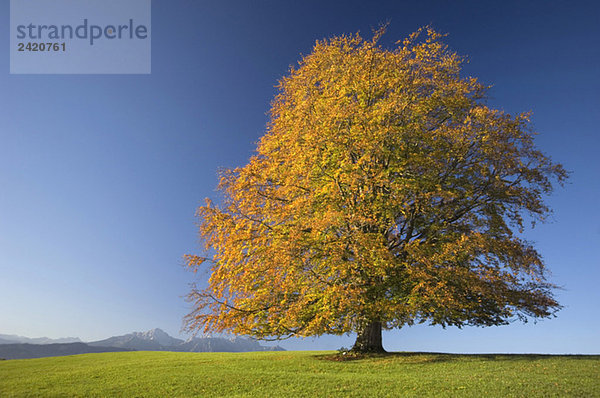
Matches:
[[1, 351, 598, 397]]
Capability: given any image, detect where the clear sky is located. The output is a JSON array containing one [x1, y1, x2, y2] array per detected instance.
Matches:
[[1, 0, 598, 353]]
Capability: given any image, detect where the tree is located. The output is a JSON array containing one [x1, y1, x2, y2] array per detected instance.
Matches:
[[184, 27, 567, 353]]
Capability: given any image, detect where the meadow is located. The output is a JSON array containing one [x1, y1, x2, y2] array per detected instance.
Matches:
[[1, 351, 598, 397]]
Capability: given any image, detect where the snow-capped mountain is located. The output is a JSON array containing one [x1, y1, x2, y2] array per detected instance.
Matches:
[[132, 328, 184, 347], [88, 328, 183, 351], [88, 328, 283, 352]]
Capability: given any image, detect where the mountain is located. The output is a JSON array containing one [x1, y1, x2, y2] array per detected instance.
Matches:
[[0, 333, 82, 345], [89, 328, 284, 352], [133, 328, 184, 347], [177, 336, 283, 353], [89, 328, 184, 351], [0, 343, 131, 360]]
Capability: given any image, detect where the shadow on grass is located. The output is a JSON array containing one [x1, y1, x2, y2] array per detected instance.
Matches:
[[315, 351, 600, 363]]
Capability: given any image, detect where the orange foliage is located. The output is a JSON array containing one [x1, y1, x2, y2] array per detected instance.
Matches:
[[184, 27, 567, 341]]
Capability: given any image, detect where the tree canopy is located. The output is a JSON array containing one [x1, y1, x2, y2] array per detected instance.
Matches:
[[184, 27, 567, 353]]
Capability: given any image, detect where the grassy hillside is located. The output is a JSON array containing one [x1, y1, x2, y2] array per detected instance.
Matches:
[[1, 351, 598, 397]]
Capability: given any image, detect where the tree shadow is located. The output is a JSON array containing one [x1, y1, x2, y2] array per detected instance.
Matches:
[[315, 351, 600, 363]]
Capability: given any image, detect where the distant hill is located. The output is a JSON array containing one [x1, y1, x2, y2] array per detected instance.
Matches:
[[0, 343, 131, 360], [0, 328, 283, 359], [89, 328, 284, 353]]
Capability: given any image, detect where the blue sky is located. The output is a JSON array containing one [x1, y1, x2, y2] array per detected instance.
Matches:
[[1, 0, 598, 353]]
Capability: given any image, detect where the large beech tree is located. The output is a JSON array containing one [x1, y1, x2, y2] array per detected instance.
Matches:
[[184, 28, 566, 353]]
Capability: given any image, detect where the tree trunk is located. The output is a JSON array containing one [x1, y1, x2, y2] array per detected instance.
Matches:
[[351, 321, 385, 353]]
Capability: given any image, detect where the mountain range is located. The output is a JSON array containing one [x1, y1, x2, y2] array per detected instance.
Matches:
[[0, 328, 283, 360], [0, 333, 82, 345]]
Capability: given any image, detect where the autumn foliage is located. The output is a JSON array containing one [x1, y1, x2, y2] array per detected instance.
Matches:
[[184, 27, 566, 352]]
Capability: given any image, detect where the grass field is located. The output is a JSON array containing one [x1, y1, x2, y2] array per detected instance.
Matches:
[[1, 351, 598, 397]]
